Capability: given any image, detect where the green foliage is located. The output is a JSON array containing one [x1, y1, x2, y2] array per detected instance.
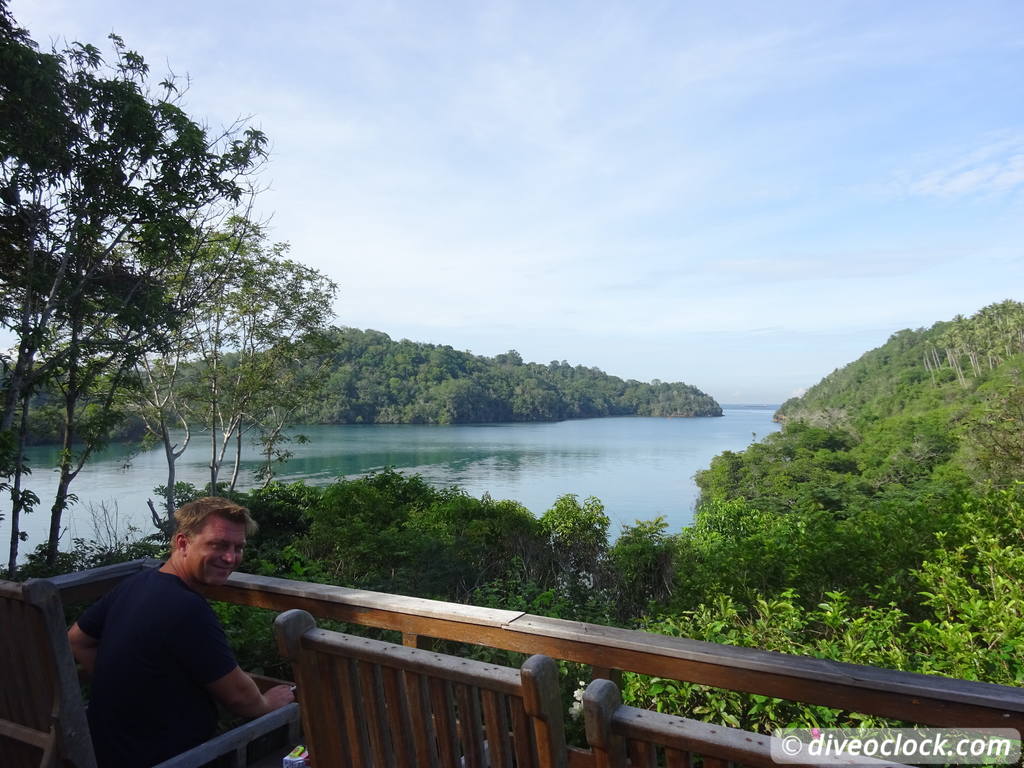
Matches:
[[17, 530, 164, 580], [540, 494, 609, 575], [245, 481, 319, 546], [627, 488, 1024, 730], [212, 602, 292, 680], [961, 364, 1024, 488], [608, 517, 675, 618], [238, 471, 620, 625], [675, 488, 967, 615], [301, 328, 722, 425], [624, 592, 907, 731]]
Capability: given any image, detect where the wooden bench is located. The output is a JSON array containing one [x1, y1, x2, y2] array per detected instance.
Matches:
[[582, 678, 914, 768], [274, 608, 569, 767], [0, 578, 96, 768], [0, 577, 300, 768]]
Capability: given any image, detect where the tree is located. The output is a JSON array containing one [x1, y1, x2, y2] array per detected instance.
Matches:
[[183, 224, 336, 498], [0, 5, 268, 568], [963, 367, 1024, 488], [609, 516, 676, 618], [136, 336, 194, 535], [539, 494, 609, 587]]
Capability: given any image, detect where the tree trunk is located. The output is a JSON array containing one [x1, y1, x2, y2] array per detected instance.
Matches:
[[945, 348, 966, 387], [228, 427, 242, 492], [209, 416, 219, 492], [6, 394, 31, 577], [163, 421, 177, 520], [46, 396, 77, 566]]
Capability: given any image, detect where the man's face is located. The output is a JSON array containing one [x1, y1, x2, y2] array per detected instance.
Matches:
[[175, 515, 247, 588]]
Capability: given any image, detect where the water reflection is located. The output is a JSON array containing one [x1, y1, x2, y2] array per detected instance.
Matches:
[[8, 410, 778, 555]]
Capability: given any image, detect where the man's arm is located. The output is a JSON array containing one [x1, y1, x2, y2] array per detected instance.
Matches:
[[68, 622, 99, 679], [206, 666, 295, 718]]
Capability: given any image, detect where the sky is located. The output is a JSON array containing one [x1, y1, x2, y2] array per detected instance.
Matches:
[[10, 0, 1024, 403]]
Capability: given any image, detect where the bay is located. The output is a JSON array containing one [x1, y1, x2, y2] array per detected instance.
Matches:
[[5, 407, 778, 558]]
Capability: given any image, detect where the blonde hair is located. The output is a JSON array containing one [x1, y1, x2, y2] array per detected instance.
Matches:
[[174, 497, 258, 538]]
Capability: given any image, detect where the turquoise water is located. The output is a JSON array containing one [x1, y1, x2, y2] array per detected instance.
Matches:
[[7, 407, 778, 555]]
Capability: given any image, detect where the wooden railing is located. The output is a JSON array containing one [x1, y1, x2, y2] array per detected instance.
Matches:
[[46, 558, 1024, 736]]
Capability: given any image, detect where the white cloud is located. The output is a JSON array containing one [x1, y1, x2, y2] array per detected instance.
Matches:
[[894, 136, 1024, 200]]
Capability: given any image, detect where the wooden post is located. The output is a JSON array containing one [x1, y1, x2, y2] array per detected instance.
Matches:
[[22, 579, 98, 768], [272, 610, 317, 765], [402, 631, 430, 649], [273, 608, 316, 663], [520, 654, 569, 768], [591, 666, 623, 689], [583, 678, 626, 768]]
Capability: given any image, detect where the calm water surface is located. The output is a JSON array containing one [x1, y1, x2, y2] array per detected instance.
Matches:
[[6, 407, 778, 556]]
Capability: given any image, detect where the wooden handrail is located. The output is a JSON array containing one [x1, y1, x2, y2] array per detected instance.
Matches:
[[44, 559, 1024, 733]]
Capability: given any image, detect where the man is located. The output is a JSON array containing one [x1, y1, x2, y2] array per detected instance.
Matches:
[[68, 497, 295, 767]]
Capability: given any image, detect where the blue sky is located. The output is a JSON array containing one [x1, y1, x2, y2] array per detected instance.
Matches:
[[11, 0, 1024, 403]]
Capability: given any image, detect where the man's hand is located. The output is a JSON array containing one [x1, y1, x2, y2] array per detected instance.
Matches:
[[208, 667, 296, 718], [262, 684, 296, 710], [68, 622, 99, 679]]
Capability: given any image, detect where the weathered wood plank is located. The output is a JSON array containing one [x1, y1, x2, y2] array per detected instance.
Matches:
[[0, 599, 37, 734], [582, 679, 626, 768], [296, 650, 335, 767], [2, 579, 96, 768], [46, 557, 160, 604], [358, 660, 392, 767], [338, 655, 372, 767], [510, 696, 536, 768], [403, 670, 438, 768], [608, 705, 856, 768], [429, 677, 460, 767], [521, 655, 568, 768], [381, 664, 415, 766], [628, 739, 656, 768], [0, 719, 52, 749], [302, 628, 522, 695], [211, 570, 524, 626], [315, 652, 351, 768], [481, 689, 514, 768], [243, 573, 1024, 729], [567, 747, 597, 768], [591, 666, 622, 688], [150, 704, 299, 768], [455, 683, 487, 768]]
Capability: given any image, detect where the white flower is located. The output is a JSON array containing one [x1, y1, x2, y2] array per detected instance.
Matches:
[[569, 682, 586, 719]]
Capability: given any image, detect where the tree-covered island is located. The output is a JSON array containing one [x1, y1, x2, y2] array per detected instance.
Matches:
[[287, 327, 723, 425]]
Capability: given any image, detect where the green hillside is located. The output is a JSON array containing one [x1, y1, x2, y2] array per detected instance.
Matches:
[[300, 327, 722, 424], [698, 299, 1024, 519], [625, 300, 1024, 727]]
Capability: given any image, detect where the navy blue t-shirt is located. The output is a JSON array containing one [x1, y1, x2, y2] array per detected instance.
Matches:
[[77, 568, 238, 767]]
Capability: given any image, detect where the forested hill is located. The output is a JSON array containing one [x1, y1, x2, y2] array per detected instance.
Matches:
[[301, 327, 722, 424], [698, 299, 1024, 517], [659, 299, 1024, 721], [776, 298, 1024, 433]]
